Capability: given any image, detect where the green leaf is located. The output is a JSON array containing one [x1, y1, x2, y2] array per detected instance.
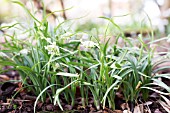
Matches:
[[0, 61, 17, 66], [34, 84, 57, 113], [0, 23, 20, 30], [141, 87, 170, 95], [53, 80, 78, 110], [99, 16, 121, 32], [12, 1, 41, 23], [160, 95, 170, 106], [110, 62, 121, 69], [152, 78, 170, 93], [102, 80, 120, 109]]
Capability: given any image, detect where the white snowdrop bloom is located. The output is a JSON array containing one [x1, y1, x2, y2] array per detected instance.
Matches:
[[52, 63, 60, 70], [45, 38, 52, 43], [81, 41, 98, 48], [40, 26, 46, 30], [138, 34, 142, 38], [55, 63, 60, 68], [19, 49, 29, 55], [45, 42, 60, 55]]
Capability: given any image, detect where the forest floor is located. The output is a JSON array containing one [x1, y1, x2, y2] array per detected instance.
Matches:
[[0, 66, 169, 113]]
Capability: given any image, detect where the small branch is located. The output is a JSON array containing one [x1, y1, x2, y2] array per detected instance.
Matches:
[[59, 0, 67, 20], [33, 0, 56, 18]]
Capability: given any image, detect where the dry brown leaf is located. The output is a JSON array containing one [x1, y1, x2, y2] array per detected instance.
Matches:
[[103, 111, 108, 113], [144, 101, 153, 106], [154, 109, 163, 113], [123, 110, 132, 113], [121, 103, 130, 111], [113, 110, 123, 113], [133, 104, 144, 113], [0, 75, 10, 81]]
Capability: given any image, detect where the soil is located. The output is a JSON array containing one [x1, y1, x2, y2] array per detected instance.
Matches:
[[0, 67, 169, 113]]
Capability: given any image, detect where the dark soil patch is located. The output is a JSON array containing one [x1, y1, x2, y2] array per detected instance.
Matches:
[[0, 69, 169, 113]]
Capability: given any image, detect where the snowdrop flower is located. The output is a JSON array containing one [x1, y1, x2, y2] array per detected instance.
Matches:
[[40, 26, 46, 30], [81, 41, 99, 48], [19, 49, 29, 55], [45, 38, 52, 43], [55, 63, 60, 68], [53, 63, 60, 70], [45, 42, 60, 55], [138, 34, 142, 38]]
